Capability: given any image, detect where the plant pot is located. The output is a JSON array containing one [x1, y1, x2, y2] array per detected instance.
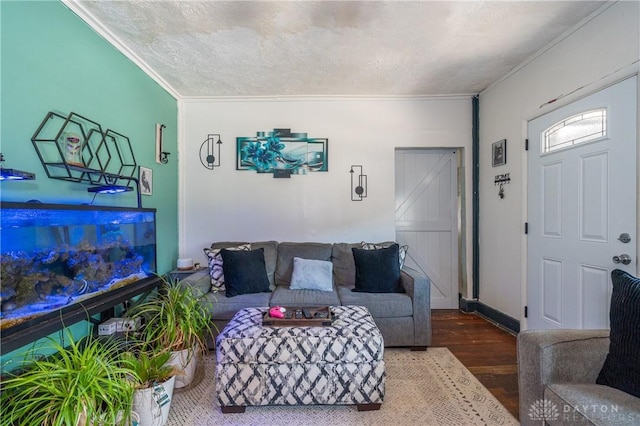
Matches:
[[132, 376, 175, 426], [77, 409, 139, 426], [166, 347, 197, 389]]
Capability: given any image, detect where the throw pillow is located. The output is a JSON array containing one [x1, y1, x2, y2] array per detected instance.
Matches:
[[596, 269, 640, 398], [361, 241, 408, 269], [220, 248, 271, 298], [203, 243, 250, 292], [289, 257, 334, 291], [351, 244, 404, 293]]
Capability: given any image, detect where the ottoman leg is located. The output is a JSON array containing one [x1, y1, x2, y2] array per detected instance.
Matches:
[[356, 403, 381, 411], [221, 406, 246, 414]]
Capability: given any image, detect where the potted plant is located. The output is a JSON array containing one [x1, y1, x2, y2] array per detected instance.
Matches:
[[121, 348, 176, 426], [127, 275, 214, 388], [0, 330, 134, 425]]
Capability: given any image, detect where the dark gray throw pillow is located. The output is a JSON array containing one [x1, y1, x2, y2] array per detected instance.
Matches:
[[595, 269, 640, 398], [221, 248, 271, 298], [351, 244, 404, 293]]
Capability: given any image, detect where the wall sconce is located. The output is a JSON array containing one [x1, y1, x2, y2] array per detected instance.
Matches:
[[0, 153, 36, 181], [494, 173, 511, 199], [350, 165, 367, 201], [199, 134, 222, 170], [155, 123, 169, 164]]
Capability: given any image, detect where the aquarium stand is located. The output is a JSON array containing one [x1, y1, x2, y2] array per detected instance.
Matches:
[[0, 275, 162, 355]]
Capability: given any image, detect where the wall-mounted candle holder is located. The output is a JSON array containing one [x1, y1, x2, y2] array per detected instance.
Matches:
[[199, 134, 222, 170], [155, 123, 169, 164], [494, 173, 511, 199], [350, 165, 367, 201]]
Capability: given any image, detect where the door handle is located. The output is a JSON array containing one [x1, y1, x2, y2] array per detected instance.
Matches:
[[612, 254, 632, 265]]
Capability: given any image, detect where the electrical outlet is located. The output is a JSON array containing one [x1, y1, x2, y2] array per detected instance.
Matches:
[[116, 318, 140, 332], [98, 318, 118, 335]]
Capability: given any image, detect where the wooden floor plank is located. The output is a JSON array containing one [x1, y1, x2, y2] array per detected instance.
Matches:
[[431, 309, 519, 420]]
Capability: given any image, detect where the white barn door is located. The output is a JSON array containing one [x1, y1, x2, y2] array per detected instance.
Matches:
[[395, 148, 459, 309], [527, 77, 637, 330]]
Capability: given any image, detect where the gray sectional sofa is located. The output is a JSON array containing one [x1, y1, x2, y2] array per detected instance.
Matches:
[[180, 241, 432, 348]]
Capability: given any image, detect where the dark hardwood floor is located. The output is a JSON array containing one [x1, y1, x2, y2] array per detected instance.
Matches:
[[431, 309, 519, 420]]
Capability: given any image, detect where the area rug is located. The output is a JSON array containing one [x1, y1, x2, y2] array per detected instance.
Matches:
[[166, 347, 518, 425]]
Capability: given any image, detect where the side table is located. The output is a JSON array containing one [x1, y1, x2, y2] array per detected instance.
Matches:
[[168, 267, 206, 281]]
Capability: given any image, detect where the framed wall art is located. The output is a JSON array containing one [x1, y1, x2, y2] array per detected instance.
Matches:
[[139, 166, 153, 195], [237, 128, 328, 178], [492, 139, 507, 167]]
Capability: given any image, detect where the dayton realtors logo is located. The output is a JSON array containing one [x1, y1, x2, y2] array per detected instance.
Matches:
[[528, 399, 560, 422], [528, 399, 634, 424]]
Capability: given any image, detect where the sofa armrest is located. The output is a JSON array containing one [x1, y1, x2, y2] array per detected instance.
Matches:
[[517, 329, 610, 424], [176, 269, 211, 297], [400, 266, 432, 346]]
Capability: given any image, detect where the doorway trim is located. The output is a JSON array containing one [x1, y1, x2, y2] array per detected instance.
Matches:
[[520, 66, 640, 331]]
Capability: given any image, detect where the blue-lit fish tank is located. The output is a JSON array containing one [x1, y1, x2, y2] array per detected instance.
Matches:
[[0, 202, 157, 331]]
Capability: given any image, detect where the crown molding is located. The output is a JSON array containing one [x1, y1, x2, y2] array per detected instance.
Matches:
[[180, 93, 476, 103]]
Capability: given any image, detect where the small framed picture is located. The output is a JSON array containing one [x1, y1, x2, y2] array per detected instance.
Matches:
[[492, 139, 507, 167], [139, 166, 153, 196]]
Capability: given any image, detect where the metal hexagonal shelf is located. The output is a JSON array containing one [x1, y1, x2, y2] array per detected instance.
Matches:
[[103, 129, 137, 178], [31, 111, 139, 197], [31, 111, 100, 182]]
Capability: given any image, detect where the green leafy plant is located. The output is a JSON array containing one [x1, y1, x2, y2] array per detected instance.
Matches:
[[127, 275, 215, 357], [121, 349, 175, 389], [0, 331, 134, 426]]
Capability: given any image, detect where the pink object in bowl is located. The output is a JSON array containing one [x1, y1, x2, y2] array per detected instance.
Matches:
[[269, 306, 285, 318]]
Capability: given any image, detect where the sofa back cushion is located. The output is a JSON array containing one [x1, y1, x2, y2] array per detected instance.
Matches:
[[331, 243, 360, 287], [275, 242, 333, 286], [210, 241, 278, 287]]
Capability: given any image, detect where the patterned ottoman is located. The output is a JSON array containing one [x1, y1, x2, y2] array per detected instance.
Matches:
[[215, 305, 385, 413]]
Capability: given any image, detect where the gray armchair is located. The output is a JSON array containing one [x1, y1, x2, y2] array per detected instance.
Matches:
[[517, 329, 640, 425]]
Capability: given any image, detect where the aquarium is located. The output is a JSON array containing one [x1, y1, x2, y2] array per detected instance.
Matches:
[[0, 202, 157, 331]]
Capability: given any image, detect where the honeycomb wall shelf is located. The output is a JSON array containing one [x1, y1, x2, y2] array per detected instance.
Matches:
[[31, 111, 142, 207]]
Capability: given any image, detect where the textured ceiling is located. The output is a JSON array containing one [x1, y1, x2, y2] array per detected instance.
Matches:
[[68, 1, 607, 98]]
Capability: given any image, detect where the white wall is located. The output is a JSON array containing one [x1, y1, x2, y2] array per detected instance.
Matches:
[[478, 1, 639, 322], [178, 97, 473, 287]]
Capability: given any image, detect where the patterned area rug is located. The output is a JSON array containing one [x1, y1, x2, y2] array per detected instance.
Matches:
[[166, 347, 518, 426]]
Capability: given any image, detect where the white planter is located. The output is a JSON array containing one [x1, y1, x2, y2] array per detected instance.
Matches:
[[132, 375, 175, 426], [166, 347, 197, 389]]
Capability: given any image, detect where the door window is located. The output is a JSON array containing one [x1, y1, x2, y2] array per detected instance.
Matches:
[[542, 108, 607, 154]]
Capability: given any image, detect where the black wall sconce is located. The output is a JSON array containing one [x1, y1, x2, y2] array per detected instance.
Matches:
[[494, 173, 511, 199], [199, 134, 222, 170], [350, 165, 367, 201], [155, 123, 169, 164], [0, 153, 36, 181]]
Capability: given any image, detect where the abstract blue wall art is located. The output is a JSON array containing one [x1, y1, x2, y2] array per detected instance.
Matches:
[[237, 128, 328, 177]]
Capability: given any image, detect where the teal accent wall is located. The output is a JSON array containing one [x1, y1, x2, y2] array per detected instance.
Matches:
[[1, 1, 178, 367], [0, 0, 177, 273]]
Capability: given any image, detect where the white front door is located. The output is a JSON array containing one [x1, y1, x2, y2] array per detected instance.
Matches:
[[527, 77, 637, 330], [395, 148, 459, 309]]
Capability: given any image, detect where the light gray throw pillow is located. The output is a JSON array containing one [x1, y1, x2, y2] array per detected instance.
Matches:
[[289, 257, 334, 291]]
